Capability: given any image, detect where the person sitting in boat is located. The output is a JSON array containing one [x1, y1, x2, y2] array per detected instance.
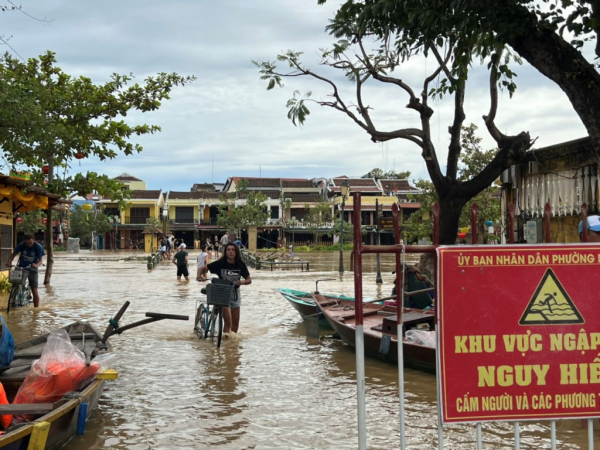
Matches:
[[391, 264, 433, 310], [579, 215, 600, 242]]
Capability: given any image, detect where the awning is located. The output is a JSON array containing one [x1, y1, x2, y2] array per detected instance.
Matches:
[[0, 176, 63, 213]]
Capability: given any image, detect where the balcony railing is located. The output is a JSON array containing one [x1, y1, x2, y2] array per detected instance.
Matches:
[[125, 216, 151, 224]]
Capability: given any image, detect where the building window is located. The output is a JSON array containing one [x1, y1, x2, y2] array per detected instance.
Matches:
[[130, 207, 150, 224], [175, 207, 194, 223], [1, 224, 12, 267]]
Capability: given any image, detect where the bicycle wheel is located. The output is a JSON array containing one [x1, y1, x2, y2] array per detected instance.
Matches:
[[207, 307, 217, 340], [216, 307, 224, 348], [7, 286, 19, 314], [194, 304, 207, 339]]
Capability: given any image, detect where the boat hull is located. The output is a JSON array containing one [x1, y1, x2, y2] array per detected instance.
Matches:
[[316, 294, 436, 372], [0, 321, 112, 450], [277, 288, 355, 327]]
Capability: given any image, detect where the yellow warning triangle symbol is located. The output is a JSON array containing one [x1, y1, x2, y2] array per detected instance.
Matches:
[[519, 268, 584, 325]]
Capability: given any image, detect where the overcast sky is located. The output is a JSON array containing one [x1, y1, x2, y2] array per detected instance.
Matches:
[[2, 1, 588, 191]]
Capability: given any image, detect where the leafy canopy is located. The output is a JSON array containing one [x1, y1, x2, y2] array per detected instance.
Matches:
[[69, 204, 113, 247], [216, 180, 270, 235], [0, 51, 195, 204]]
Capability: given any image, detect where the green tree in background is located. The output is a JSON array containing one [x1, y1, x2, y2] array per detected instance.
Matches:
[[404, 125, 501, 243], [255, 5, 535, 245], [69, 205, 112, 248], [16, 210, 46, 236], [217, 180, 269, 239], [304, 201, 333, 244], [363, 168, 411, 180], [0, 51, 194, 282], [320, 0, 600, 165]]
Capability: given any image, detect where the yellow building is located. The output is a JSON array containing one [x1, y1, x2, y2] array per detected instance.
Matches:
[[0, 175, 64, 278]]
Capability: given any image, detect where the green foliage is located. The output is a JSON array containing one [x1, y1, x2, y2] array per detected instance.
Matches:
[[0, 274, 12, 294], [143, 217, 162, 235], [216, 180, 270, 235], [404, 125, 501, 242], [69, 204, 113, 246], [327, 218, 365, 244], [304, 201, 333, 243], [363, 168, 411, 180], [16, 210, 46, 235], [0, 51, 195, 201]]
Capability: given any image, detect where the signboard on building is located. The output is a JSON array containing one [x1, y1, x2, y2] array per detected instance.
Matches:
[[525, 220, 541, 243], [437, 244, 600, 423], [379, 217, 394, 230]]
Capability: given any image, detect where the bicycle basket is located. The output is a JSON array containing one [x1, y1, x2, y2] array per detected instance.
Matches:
[[9, 268, 27, 285], [206, 283, 236, 306]]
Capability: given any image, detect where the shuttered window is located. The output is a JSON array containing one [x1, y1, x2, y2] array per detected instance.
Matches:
[[1, 224, 12, 267]]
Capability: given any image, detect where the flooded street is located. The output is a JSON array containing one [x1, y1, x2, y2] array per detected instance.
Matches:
[[1, 251, 597, 449]]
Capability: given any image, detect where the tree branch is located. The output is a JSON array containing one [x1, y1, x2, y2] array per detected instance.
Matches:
[[482, 51, 505, 143]]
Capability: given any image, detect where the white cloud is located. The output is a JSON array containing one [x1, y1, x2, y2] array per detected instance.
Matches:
[[1, 1, 588, 191]]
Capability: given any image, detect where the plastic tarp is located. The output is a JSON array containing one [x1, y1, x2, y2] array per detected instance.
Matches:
[[67, 237, 80, 253]]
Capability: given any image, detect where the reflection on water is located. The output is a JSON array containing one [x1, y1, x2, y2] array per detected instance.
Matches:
[[0, 251, 595, 449]]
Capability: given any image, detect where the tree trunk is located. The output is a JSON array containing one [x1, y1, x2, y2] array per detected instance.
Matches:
[[437, 195, 468, 245], [44, 157, 55, 285], [44, 207, 53, 284]]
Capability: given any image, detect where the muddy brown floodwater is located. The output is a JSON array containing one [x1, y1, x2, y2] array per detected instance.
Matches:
[[0, 250, 596, 449]]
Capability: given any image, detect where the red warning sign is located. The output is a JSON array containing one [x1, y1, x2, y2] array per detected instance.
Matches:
[[437, 244, 600, 423]]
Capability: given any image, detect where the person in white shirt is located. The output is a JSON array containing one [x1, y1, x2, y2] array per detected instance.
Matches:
[[196, 244, 210, 281]]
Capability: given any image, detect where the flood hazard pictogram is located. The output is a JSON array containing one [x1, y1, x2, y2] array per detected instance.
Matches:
[[519, 268, 584, 325]]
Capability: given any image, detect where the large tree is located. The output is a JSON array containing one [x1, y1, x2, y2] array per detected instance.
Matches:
[[321, 0, 600, 158], [216, 180, 270, 239], [304, 200, 333, 244], [0, 51, 194, 282], [255, 9, 534, 244], [404, 125, 501, 243]]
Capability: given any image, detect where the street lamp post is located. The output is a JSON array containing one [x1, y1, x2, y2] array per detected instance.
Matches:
[[113, 215, 120, 253], [291, 216, 296, 256], [162, 204, 169, 235], [375, 198, 382, 284], [338, 181, 350, 274]]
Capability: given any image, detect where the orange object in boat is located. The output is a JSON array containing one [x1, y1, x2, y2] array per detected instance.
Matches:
[[14, 361, 100, 405], [0, 382, 12, 429]]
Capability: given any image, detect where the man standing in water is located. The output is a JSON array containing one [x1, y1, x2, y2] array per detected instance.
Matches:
[[6, 234, 44, 307], [172, 243, 189, 281]]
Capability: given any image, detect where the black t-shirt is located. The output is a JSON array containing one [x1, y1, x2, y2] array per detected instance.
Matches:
[[207, 259, 250, 286], [173, 250, 188, 267]]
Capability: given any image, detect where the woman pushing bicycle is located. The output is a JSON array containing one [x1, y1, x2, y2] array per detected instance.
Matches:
[[198, 242, 251, 337]]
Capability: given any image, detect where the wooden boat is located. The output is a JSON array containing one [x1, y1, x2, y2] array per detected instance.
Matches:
[[276, 287, 356, 326], [313, 293, 436, 372], [0, 302, 187, 450]]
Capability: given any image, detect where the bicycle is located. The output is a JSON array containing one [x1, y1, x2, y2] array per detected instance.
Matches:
[[7, 265, 33, 314], [194, 279, 236, 348]]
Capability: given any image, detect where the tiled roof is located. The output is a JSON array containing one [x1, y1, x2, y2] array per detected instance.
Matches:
[[237, 190, 280, 199], [114, 173, 142, 182], [282, 179, 313, 188], [330, 177, 383, 194], [234, 177, 281, 188], [191, 183, 216, 192], [287, 193, 324, 203], [130, 190, 161, 200], [333, 178, 378, 187], [379, 179, 419, 192], [168, 191, 206, 200]]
